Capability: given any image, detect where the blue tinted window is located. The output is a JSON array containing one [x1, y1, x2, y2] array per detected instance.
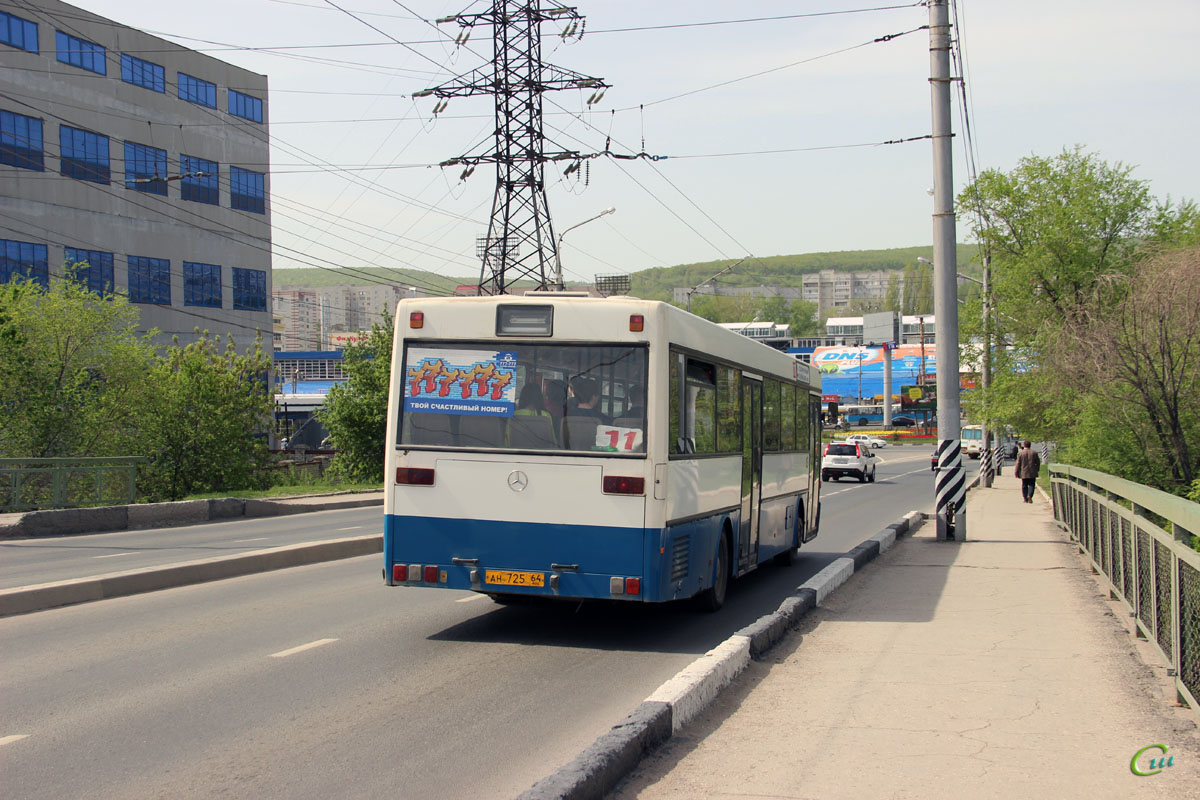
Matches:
[[1, 10, 38, 52], [183, 261, 221, 307], [178, 72, 216, 108], [180, 154, 219, 205], [1, 239, 49, 288], [120, 54, 165, 92], [124, 141, 168, 195], [64, 248, 114, 294], [56, 31, 106, 75], [1, 109, 43, 171], [60, 125, 109, 184], [228, 90, 263, 123], [232, 268, 266, 311], [128, 256, 170, 304], [230, 166, 265, 214]]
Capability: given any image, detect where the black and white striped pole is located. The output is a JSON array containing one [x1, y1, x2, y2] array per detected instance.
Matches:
[[1040, 442, 1050, 464], [929, 0, 965, 541], [993, 442, 1004, 477], [980, 442, 994, 485]]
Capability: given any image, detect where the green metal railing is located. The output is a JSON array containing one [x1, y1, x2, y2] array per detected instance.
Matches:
[[1050, 464, 1200, 711], [0, 457, 148, 512]]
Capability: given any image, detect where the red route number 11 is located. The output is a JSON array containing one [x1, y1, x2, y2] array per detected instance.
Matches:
[[597, 426, 643, 452]]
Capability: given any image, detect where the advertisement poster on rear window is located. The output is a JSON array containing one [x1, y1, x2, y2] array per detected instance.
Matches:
[[404, 348, 517, 417]]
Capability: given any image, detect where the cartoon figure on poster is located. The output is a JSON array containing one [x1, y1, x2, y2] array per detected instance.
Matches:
[[404, 349, 517, 417]]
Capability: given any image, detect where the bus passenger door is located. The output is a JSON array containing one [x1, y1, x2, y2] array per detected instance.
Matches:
[[739, 377, 762, 572]]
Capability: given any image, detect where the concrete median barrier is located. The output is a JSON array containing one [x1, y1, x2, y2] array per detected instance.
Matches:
[[0, 492, 383, 539], [0, 534, 382, 617]]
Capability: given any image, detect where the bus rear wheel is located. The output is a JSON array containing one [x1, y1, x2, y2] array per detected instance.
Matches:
[[695, 531, 730, 612]]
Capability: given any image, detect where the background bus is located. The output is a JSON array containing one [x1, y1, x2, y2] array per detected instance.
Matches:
[[839, 404, 885, 427], [383, 295, 823, 611]]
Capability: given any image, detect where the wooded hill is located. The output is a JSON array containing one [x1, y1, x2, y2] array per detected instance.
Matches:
[[272, 243, 982, 299]]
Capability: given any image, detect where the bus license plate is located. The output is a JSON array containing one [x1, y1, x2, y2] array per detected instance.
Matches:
[[485, 570, 545, 587]]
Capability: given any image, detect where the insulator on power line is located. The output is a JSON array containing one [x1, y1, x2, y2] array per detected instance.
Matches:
[[562, 161, 579, 177], [434, 99, 449, 115], [459, 166, 475, 181], [587, 90, 605, 105], [456, 30, 471, 46]]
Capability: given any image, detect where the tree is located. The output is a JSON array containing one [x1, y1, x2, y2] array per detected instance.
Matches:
[[138, 333, 274, 501], [0, 276, 155, 458], [956, 148, 1199, 493], [1049, 247, 1200, 487], [883, 272, 900, 312], [958, 147, 1197, 335], [318, 312, 394, 484]]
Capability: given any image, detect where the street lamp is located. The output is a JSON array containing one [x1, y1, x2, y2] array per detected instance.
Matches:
[[552, 206, 615, 289]]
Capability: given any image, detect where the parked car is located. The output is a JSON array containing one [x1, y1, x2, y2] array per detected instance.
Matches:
[[846, 433, 887, 449], [891, 416, 917, 427], [931, 449, 939, 471], [822, 442, 876, 483]]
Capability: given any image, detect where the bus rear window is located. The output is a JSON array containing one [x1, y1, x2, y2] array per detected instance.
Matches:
[[398, 341, 647, 454]]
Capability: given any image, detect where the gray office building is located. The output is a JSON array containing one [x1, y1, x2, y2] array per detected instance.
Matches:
[[1, 0, 271, 347]]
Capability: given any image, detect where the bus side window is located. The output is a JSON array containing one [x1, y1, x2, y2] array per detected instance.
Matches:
[[763, 379, 781, 451], [781, 383, 796, 451], [686, 359, 717, 453], [717, 366, 740, 453]]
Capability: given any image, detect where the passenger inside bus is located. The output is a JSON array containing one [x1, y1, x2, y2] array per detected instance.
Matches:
[[567, 376, 612, 424], [618, 384, 645, 424], [509, 382, 558, 449]]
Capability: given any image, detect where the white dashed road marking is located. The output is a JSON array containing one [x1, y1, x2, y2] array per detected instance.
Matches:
[[234, 537, 270, 543], [0, 735, 30, 746], [456, 594, 488, 603], [93, 552, 135, 559], [269, 639, 339, 659]]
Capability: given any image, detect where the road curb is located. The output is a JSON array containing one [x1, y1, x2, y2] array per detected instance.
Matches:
[[519, 508, 927, 800], [0, 534, 382, 617]]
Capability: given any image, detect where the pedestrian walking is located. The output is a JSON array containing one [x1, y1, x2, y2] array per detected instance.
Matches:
[[1014, 440, 1041, 503]]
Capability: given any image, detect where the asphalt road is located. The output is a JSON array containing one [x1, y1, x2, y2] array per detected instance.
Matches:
[[0, 447, 938, 799], [0, 506, 384, 590]]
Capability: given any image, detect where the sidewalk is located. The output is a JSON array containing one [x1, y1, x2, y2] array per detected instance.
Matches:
[[611, 474, 1200, 799]]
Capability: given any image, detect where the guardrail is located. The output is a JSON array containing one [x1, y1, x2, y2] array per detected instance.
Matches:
[[1049, 464, 1199, 711], [0, 457, 148, 512]]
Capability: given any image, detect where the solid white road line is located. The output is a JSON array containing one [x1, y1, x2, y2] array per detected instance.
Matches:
[[456, 594, 488, 603], [336, 526, 362, 531], [269, 638, 339, 659], [0, 735, 30, 746], [93, 552, 135, 559]]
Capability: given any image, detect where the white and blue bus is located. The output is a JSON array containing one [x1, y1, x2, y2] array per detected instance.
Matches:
[[383, 294, 822, 610]]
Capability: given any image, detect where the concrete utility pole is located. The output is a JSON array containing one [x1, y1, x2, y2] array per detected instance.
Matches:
[[981, 257, 992, 487], [929, 0, 965, 540]]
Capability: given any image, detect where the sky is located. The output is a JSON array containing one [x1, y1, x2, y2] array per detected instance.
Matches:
[[69, 0, 1200, 289]]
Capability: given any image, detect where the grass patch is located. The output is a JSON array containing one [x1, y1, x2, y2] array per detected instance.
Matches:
[[176, 480, 381, 502]]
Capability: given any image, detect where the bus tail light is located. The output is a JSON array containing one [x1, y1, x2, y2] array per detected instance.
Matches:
[[603, 476, 645, 495], [625, 577, 641, 595], [396, 467, 435, 485], [629, 314, 644, 332], [393, 564, 407, 581], [409, 311, 424, 329], [423, 565, 439, 583]]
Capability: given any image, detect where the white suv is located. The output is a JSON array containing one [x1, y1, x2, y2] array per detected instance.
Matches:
[[845, 433, 886, 449], [822, 442, 876, 483]]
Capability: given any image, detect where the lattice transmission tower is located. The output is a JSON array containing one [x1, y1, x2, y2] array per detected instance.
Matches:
[[416, 2, 608, 295]]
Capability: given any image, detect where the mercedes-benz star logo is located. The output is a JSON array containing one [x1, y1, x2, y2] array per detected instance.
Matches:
[[507, 470, 529, 492]]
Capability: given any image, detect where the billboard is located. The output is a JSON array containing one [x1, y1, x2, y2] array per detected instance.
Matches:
[[812, 345, 936, 400]]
